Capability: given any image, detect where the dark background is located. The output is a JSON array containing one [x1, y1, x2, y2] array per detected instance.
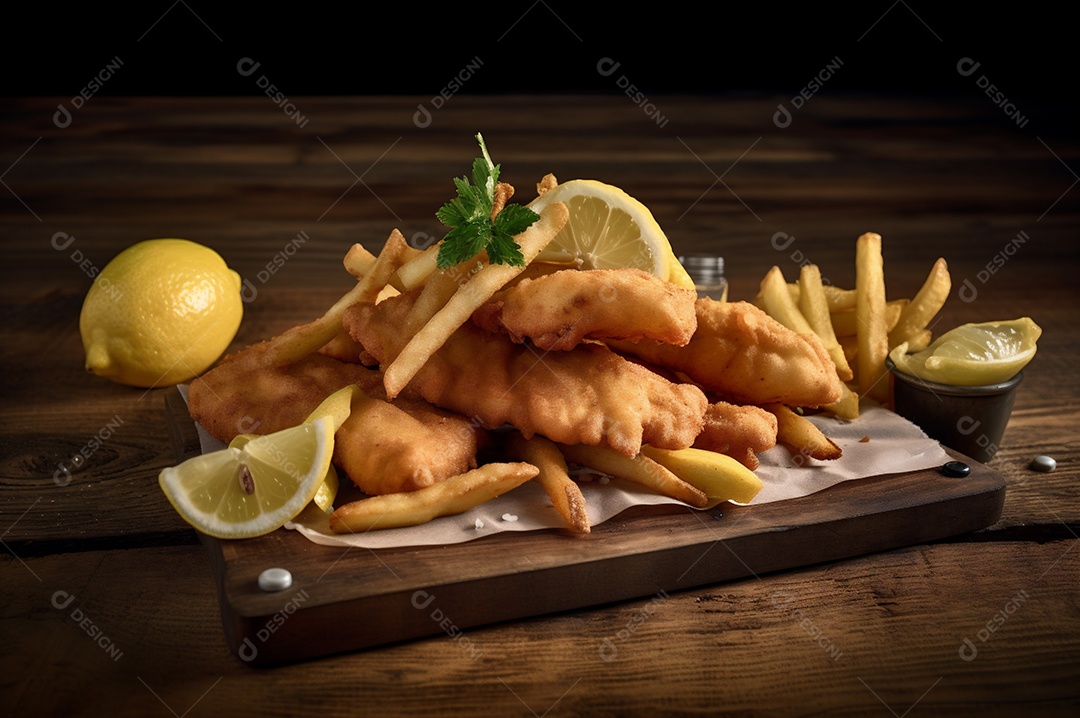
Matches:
[[4, 3, 1075, 109]]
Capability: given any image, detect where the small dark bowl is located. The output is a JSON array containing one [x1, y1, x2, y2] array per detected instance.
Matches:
[[885, 356, 1023, 464]]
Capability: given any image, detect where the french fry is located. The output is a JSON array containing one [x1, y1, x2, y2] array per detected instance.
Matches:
[[781, 283, 857, 312], [558, 443, 709, 509], [505, 433, 590, 533], [383, 201, 569, 398], [823, 285, 858, 312], [396, 243, 441, 290], [328, 463, 539, 533], [263, 229, 411, 367], [823, 383, 860, 421], [344, 241, 417, 291], [763, 404, 842, 461], [830, 300, 907, 338], [798, 264, 854, 382], [759, 266, 815, 335], [838, 333, 859, 365], [855, 232, 890, 404], [906, 328, 933, 352], [888, 257, 950, 349], [343, 243, 377, 279], [640, 446, 763, 506]]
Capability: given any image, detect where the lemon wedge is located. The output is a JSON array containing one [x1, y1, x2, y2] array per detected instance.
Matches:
[[228, 431, 339, 515], [299, 385, 360, 511], [888, 317, 1041, 386], [641, 446, 764, 506], [528, 179, 695, 289], [304, 384, 359, 432], [159, 416, 334, 538]]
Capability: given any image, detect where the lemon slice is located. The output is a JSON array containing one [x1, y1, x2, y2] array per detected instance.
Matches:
[[888, 317, 1041, 386], [528, 179, 695, 289], [300, 385, 359, 511], [305, 385, 359, 431], [224, 385, 358, 516], [159, 416, 335, 538], [228, 430, 340, 514], [640, 446, 763, 506]]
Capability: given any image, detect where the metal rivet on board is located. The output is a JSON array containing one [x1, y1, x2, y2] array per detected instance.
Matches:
[[1030, 455, 1057, 473], [257, 567, 293, 592], [941, 461, 971, 478]]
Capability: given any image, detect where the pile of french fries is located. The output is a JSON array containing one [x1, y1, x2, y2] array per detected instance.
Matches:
[[755, 232, 952, 420]]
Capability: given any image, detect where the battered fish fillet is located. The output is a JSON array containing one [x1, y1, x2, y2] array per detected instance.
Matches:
[[187, 339, 481, 495], [343, 289, 708, 457], [472, 268, 698, 351], [608, 299, 843, 408], [693, 401, 778, 470]]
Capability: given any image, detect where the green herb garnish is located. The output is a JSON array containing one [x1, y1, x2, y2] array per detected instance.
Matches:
[[435, 133, 540, 269]]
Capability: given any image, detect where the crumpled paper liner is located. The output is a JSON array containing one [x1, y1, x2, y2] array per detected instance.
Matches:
[[184, 390, 950, 550]]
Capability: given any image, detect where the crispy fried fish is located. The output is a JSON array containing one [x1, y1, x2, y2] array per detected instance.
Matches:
[[187, 339, 481, 495], [693, 401, 778, 470], [343, 289, 708, 457], [608, 299, 843, 408], [472, 268, 697, 351]]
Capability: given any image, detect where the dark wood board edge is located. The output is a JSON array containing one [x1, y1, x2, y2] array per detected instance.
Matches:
[[205, 453, 1004, 667]]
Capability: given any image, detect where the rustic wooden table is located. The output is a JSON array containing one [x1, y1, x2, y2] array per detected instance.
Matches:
[[1, 95, 1077, 715]]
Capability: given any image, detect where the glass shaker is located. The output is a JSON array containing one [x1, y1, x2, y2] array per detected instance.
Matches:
[[677, 253, 728, 301]]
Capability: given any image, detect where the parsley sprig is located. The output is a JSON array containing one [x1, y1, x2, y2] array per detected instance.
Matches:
[[435, 133, 540, 269]]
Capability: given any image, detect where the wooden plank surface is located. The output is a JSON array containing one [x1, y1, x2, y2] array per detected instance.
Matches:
[[1, 95, 1077, 714], [207, 452, 1004, 665], [3, 540, 1076, 715]]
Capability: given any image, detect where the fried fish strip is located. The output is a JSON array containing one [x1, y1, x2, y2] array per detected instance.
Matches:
[[343, 289, 708, 457], [608, 299, 843, 408], [472, 268, 697, 351], [187, 338, 480, 495], [692, 401, 778, 470]]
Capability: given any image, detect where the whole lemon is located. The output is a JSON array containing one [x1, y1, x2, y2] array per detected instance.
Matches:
[[80, 239, 243, 388]]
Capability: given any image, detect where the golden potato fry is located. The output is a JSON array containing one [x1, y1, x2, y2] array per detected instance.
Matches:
[[759, 266, 815, 335], [838, 333, 859, 365], [343, 243, 377, 279], [855, 232, 890, 404], [558, 443, 709, 509], [823, 285, 858, 312], [505, 433, 589, 533], [328, 462, 539, 533], [763, 404, 842, 461], [830, 300, 906, 338], [344, 241, 417, 291], [798, 264, 854, 382], [264, 229, 411, 366], [888, 257, 950, 349], [782, 283, 856, 312], [823, 383, 860, 421], [383, 201, 569, 398], [396, 244, 441, 290], [905, 328, 933, 352]]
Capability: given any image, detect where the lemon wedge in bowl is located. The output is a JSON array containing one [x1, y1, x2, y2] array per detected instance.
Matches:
[[528, 179, 695, 289], [159, 416, 334, 539], [888, 317, 1041, 387]]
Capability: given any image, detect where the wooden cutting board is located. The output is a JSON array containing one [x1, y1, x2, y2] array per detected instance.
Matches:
[[166, 390, 1005, 667]]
